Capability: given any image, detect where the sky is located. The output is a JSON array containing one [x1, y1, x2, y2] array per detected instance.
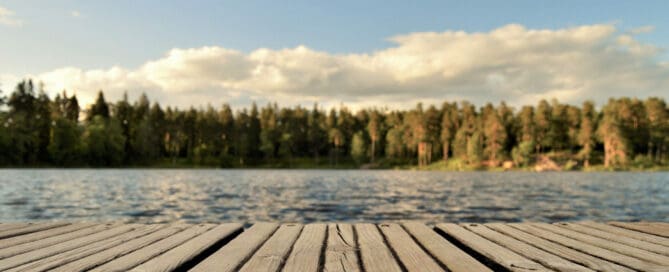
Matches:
[[1, 0, 668, 110]]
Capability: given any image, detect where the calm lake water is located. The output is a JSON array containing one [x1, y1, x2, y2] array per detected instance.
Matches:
[[0, 169, 667, 224]]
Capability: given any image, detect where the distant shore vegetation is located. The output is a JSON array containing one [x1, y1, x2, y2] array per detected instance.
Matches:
[[1, 79, 668, 171]]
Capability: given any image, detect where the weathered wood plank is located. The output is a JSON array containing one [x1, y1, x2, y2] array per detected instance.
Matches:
[[556, 222, 669, 256], [190, 222, 279, 272], [486, 223, 634, 272], [0, 223, 32, 233], [0, 222, 70, 240], [91, 224, 215, 272], [238, 223, 303, 272], [379, 223, 443, 272], [577, 221, 669, 247], [283, 223, 327, 272], [131, 223, 243, 272], [436, 223, 549, 272], [6, 225, 162, 272], [354, 223, 402, 272], [323, 223, 360, 272], [533, 223, 669, 265], [462, 223, 594, 272], [403, 222, 491, 272], [0, 222, 97, 250], [52, 225, 189, 272], [0, 223, 112, 259], [0, 224, 138, 271], [610, 222, 669, 238], [510, 223, 666, 271]]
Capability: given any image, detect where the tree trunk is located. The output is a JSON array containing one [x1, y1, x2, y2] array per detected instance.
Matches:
[[371, 140, 375, 163]]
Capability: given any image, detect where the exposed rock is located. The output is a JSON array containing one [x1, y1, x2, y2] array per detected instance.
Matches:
[[502, 160, 514, 170], [534, 156, 562, 172]]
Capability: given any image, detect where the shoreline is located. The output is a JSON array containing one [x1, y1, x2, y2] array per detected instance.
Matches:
[[1, 165, 668, 171]]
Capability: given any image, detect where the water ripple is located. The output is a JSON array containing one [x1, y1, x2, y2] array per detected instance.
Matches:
[[0, 169, 667, 224]]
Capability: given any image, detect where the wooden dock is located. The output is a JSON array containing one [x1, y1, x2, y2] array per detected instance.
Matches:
[[0, 221, 667, 271]]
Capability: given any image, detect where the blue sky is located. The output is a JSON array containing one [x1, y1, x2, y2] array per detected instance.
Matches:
[[1, 0, 668, 109]]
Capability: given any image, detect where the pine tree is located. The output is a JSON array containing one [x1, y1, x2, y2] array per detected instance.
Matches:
[[350, 131, 367, 164], [645, 98, 669, 162], [307, 103, 327, 163], [598, 99, 630, 167], [534, 100, 551, 153], [88, 91, 110, 120], [577, 101, 596, 167], [483, 105, 507, 166], [367, 110, 381, 163], [440, 102, 458, 161]]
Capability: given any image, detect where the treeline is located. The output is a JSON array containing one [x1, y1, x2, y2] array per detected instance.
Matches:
[[0, 79, 668, 169]]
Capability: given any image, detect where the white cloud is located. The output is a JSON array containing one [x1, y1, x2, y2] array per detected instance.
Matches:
[[71, 10, 81, 18], [2, 23, 669, 110], [0, 5, 22, 27]]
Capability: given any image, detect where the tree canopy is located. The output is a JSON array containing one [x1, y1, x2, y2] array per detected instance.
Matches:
[[0, 80, 668, 169]]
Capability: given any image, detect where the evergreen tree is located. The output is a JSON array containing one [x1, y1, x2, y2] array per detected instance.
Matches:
[[577, 101, 597, 167], [7, 80, 37, 164], [219, 104, 235, 163], [645, 98, 669, 162], [466, 131, 483, 166], [598, 99, 630, 167], [534, 100, 551, 153], [88, 91, 110, 120], [48, 117, 81, 165], [483, 105, 507, 165], [35, 88, 52, 163], [517, 105, 535, 143], [66, 94, 80, 122], [367, 110, 381, 163], [307, 103, 327, 163], [440, 102, 458, 160], [384, 111, 404, 159], [83, 116, 125, 166], [248, 103, 262, 160], [114, 92, 133, 163], [350, 131, 367, 164]]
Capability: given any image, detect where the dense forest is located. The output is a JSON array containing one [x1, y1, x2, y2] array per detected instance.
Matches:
[[0, 79, 667, 170]]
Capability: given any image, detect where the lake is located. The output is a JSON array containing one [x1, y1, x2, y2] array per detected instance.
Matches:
[[0, 169, 667, 224]]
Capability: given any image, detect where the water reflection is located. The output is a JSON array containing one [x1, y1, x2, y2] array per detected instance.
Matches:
[[0, 170, 667, 224]]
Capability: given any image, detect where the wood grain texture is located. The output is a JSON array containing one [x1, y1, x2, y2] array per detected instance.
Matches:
[[378, 223, 443, 272], [323, 223, 360, 272], [0, 224, 138, 271], [0, 222, 69, 239], [131, 223, 243, 272], [0, 223, 112, 259], [91, 224, 215, 272], [238, 223, 303, 272], [189, 222, 279, 272], [0, 223, 32, 233], [556, 222, 669, 256], [283, 223, 327, 272], [577, 221, 669, 247], [436, 223, 549, 272], [403, 222, 491, 272], [0, 221, 666, 272], [533, 223, 669, 265], [462, 223, 594, 272], [609, 222, 669, 238], [354, 223, 402, 272], [486, 223, 634, 272], [510, 223, 667, 271], [52, 224, 190, 272], [0, 222, 97, 250], [6, 225, 162, 272]]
